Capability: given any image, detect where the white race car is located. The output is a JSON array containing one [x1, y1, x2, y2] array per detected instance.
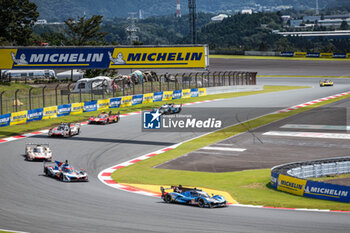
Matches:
[[48, 123, 81, 137], [25, 143, 52, 161]]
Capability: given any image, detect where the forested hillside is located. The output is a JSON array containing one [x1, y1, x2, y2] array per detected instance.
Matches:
[[31, 0, 331, 21]]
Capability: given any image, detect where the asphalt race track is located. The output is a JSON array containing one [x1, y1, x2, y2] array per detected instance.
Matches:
[[1, 58, 350, 233]]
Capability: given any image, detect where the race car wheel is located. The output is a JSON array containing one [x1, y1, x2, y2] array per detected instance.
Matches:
[[77, 129, 80, 135], [116, 117, 119, 123], [198, 199, 206, 208], [60, 174, 65, 182], [44, 168, 49, 176], [164, 194, 172, 203]]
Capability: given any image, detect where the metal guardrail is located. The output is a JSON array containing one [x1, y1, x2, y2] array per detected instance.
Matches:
[[0, 71, 257, 115], [272, 157, 350, 179]]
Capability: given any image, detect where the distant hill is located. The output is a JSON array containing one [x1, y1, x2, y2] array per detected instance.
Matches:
[[31, 0, 331, 21]]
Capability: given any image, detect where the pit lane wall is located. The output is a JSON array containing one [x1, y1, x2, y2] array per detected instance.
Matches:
[[271, 157, 350, 203], [0, 88, 207, 127]]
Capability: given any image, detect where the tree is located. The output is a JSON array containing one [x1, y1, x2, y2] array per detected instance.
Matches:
[[340, 20, 349, 30], [0, 0, 39, 45], [64, 15, 108, 45]]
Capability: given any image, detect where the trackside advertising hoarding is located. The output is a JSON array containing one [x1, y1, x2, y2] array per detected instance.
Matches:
[[0, 88, 204, 127], [271, 171, 350, 202], [0, 45, 209, 69]]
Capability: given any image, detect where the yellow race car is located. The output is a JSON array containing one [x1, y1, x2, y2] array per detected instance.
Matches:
[[319, 79, 333, 87]]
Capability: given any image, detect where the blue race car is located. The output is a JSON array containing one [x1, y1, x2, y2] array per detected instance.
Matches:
[[160, 185, 227, 208], [43, 160, 88, 182], [154, 103, 182, 115]]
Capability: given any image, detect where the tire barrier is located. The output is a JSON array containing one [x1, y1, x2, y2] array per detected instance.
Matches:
[[271, 157, 350, 203]]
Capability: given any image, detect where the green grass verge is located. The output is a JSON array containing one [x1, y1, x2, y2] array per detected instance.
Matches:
[[0, 85, 307, 138], [210, 54, 350, 62], [112, 93, 350, 210]]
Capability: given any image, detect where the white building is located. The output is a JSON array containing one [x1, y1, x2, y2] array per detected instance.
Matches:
[[211, 14, 228, 22]]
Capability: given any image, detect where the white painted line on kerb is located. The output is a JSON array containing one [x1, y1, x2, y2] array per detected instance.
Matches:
[[202, 146, 246, 152], [263, 131, 350, 140], [281, 124, 350, 131]]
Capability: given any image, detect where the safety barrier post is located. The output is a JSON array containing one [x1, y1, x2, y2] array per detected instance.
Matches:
[[122, 78, 125, 96], [195, 72, 199, 88], [29, 87, 34, 110], [151, 78, 153, 93], [0, 91, 5, 115], [174, 74, 179, 90], [42, 86, 47, 108], [67, 83, 73, 104], [159, 75, 162, 92], [142, 79, 144, 94], [15, 89, 19, 112], [55, 84, 59, 106], [207, 72, 210, 87]]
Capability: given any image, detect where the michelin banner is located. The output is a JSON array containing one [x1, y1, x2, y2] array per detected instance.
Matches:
[[153, 92, 163, 102], [42, 106, 57, 120], [0, 45, 209, 70], [0, 113, 11, 127], [109, 97, 122, 108], [172, 90, 182, 99], [281, 51, 349, 59], [163, 91, 173, 101], [97, 99, 109, 110], [304, 180, 350, 203], [132, 94, 143, 106], [10, 110, 27, 125], [84, 101, 98, 112], [191, 88, 199, 97], [182, 89, 191, 98], [57, 104, 71, 117], [27, 108, 43, 122], [120, 96, 132, 108], [142, 93, 154, 104], [198, 88, 206, 96], [277, 174, 307, 196], [70, 102, 83, 115]]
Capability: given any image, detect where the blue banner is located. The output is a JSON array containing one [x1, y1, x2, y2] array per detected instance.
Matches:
[[172, 90, 182, 99], [306, 53, 320, 58], [191, 88, 199, 97], [132, 94, 143, 106], [27, 108, 43, 122], [304, 180, 350, 203], [11, 47, 114, 69], [0, 113, 11, 127], [153, 92, 163, 102], [83, 100, 98, 112], [280, 52, 294, 57], [270, 171, 279, 189], [333, 53, 347, 58], [109, 97, 122, 108], [57, 104, 71, 117]]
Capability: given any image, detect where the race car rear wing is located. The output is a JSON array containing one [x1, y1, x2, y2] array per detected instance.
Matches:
[[160, 185, 201, 196], [25, 143, 50, 147]]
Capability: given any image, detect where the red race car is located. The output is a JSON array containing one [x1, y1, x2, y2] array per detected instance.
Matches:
[[88, 111, 120, 124]]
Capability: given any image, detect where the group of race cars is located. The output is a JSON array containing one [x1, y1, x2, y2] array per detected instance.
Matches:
[[23, 103, 226, 207], [25, 111, 122, 182]]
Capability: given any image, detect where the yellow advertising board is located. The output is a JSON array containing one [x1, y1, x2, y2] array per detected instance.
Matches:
[[97, 99, 109, 110], [0, 49, 18, 69], [108, 46, 208, 69], [294, 52, 307, 57], [320, 53, 333, 58], [70, 103, 83, 115], [162, 91, 173, 101], [10, 110, 27, 126], [277, 174, 306, 196], [120, 96, 132, 108], [181, 89, 191, 98], [142, 93, 154, 104], [42, 106, 57, 120], [198, 88, 207, 96]]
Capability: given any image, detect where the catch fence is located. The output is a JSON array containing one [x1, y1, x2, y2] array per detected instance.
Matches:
[[0, 71, 257, 115]]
